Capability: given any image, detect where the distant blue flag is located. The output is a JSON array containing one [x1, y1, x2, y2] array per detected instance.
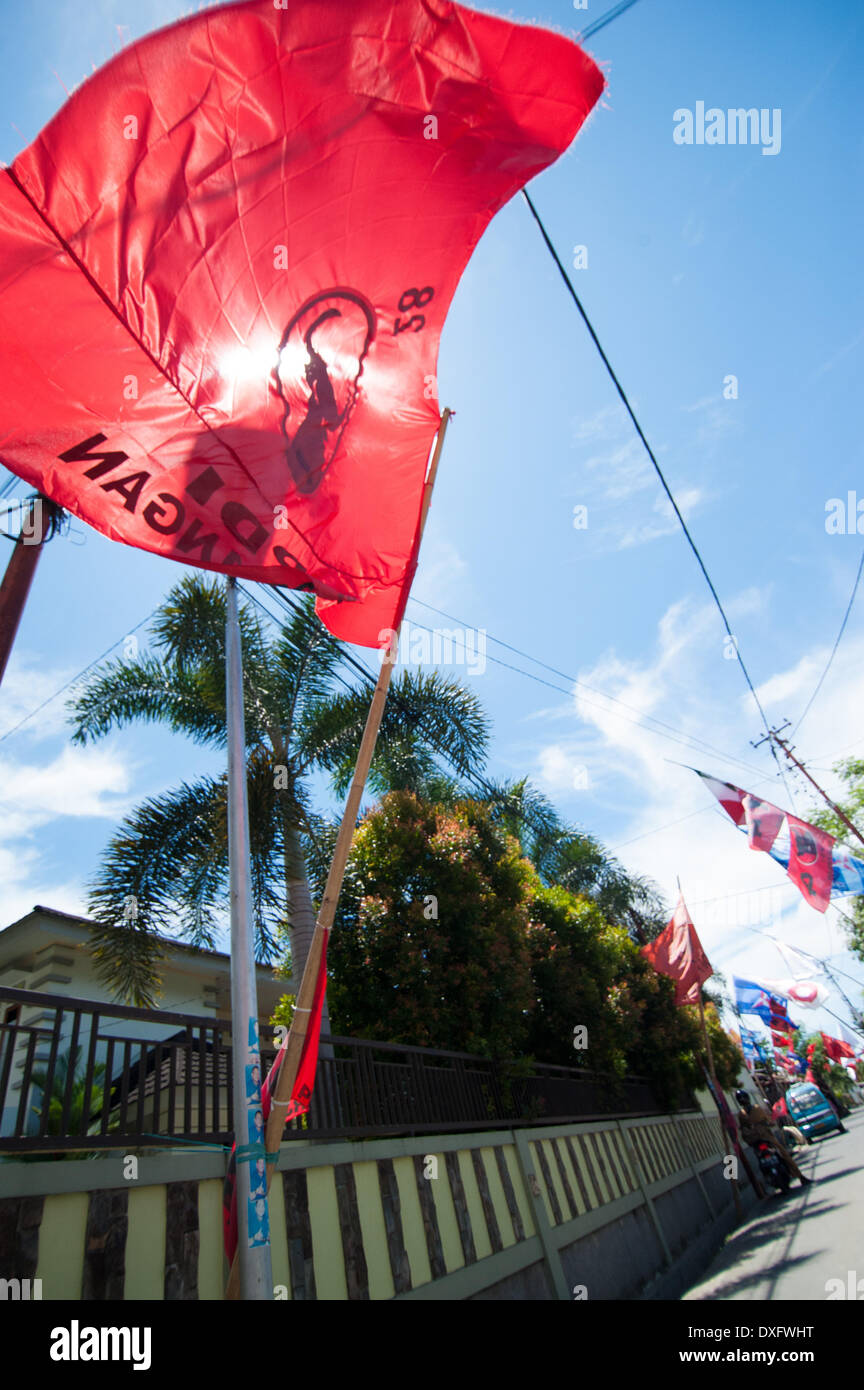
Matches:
[[734, 977, 775, 1023]]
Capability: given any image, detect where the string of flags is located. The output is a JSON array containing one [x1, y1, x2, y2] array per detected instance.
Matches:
[[692, 767, 864, 913], [640, 906, 861, 1083]]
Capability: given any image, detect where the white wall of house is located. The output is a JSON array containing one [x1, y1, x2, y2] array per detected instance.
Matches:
[[0, 906, 292, 1140]]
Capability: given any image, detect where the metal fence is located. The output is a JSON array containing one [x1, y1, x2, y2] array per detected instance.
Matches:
[[0, 985, 680, 1152]]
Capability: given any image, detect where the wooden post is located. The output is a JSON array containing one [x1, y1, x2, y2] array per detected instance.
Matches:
[[699, 995, 749, 1215], [225, 409, 451, 1298], [0, 494, 61, 687]]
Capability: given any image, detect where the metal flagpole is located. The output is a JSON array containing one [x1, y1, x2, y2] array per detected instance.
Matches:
[[224, 408, 452, 1299], [226, 575, 274, 1300]]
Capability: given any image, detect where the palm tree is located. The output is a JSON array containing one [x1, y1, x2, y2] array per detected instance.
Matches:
[[29, 1046, 108, 1158], [68, 576, 490, 1011]]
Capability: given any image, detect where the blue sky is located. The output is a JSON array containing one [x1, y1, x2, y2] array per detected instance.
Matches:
[[1, 0, 863, 1049]]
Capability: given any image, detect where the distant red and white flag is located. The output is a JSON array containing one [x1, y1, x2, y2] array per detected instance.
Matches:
[[692, 769, 836, 912], [753, 976, 829, 1009], [640, 895, 714, 1006], [838, 1021, 864, 1056], [0, 0, 603, 648]]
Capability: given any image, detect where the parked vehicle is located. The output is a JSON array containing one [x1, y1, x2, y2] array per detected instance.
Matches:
[[785, 1082, 847, 1141], [755, 1140, 790, 1194]]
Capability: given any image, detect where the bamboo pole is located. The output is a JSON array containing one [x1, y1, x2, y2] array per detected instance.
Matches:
[[225, 408, 451, 1298], [698, 994, 748, 1215]]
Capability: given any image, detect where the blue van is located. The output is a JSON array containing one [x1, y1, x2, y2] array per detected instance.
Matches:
[[785, 1082, 846, 1141]]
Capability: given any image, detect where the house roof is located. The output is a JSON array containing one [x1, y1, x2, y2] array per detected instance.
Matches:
[[0, 905, 293, 999]]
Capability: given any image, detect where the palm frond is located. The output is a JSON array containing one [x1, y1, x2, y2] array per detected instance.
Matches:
[[297, 669, 490, 794]]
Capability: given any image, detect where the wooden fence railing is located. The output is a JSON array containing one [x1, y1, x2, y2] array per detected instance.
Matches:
[[0, 985, 684, 1152]]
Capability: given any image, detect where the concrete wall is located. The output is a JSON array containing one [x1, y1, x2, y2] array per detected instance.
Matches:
[[0, 1108, 754, 1300]]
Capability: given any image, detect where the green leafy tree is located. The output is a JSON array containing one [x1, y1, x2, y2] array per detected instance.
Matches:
[[325, 789, 732, 1106], [68, 577, 489, 1007], [29, 1046, 108, 1160], [522, 879, 631, 1077], [809, 758, 864, 967], [793, 1030, 856, 1107], [325, 791, 536, 1057], [368, 771, 667, 945]]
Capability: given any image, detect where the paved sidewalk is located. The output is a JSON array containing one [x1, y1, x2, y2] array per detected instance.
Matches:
[[683, 1110, 864, 1301]]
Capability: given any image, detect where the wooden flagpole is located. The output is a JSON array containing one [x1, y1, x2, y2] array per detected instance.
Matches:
[[0, 494, 62, 688], [225, 408, 451, 1298], [674, 878, 758, 1208], [698, 992, 747, 1216]]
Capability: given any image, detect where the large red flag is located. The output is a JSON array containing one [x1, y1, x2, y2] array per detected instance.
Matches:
[[0, 0, 603, 648], [641, 895, 714, 1006]]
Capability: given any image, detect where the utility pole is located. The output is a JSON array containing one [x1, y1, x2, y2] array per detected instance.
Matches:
[[0, 494, 64, 687], [754, 721, 864, 851]]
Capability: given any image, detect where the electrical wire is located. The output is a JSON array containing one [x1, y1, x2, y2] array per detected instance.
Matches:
[[253, 583, 824, 867], [520, 187, 796, 810], [0, 610, 154, 742], [254, 579, 775, 789], [578, 0, 645, 43], [406, 595, 773, 783], [792, 550, 864, 737]]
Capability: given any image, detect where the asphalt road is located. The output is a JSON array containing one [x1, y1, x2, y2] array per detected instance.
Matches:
[[683, 1108, 864, 1301]]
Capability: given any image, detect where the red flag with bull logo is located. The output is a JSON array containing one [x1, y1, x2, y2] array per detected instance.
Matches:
[[0, 0, 603, 648]]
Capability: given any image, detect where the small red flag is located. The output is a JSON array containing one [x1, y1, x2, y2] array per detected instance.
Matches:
[[223, 937, 328, 1262], [820, 1032, 855, 1063], [641, 895, 714, 1006], [742, 793, 784, 851], [0, 0, 603, 648], [786, 815, 834, 913]]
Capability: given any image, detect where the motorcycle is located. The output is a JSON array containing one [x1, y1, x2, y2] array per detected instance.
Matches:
[[755, 1140, 791, 1194]]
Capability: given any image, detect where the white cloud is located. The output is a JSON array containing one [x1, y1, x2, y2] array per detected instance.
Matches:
[[0, 655, 79, 743], [0, 743, 137, 839], [570, 397, 726, 552], [617, 486, 705, 550], [752, 651, 826, 711], [536, 744, 592, 794], [526, 596, 864, 1036]]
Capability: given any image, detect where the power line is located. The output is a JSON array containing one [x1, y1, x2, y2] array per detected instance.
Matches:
[[255, 585, 807, 865], [255, 584, 864, 883], [578, 0, 645, 43], [249, 583, 515, 810], [0, 610, 153, 742], [406, 595, 773, 783], [404, 610, 775, 777], [792, 550, 864, 736], [256, 583, 799, 874], [520, 187, 796, 809]]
